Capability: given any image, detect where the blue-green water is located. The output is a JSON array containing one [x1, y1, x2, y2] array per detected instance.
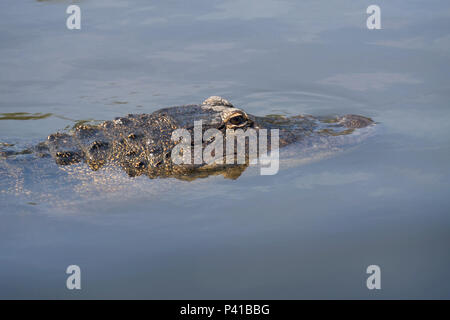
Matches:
[[0, 0, 449, 298]]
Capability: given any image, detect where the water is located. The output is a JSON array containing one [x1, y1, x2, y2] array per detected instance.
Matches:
[[0, 0, 449, 299]]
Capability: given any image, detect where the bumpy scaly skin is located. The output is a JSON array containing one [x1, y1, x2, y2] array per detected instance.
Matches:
[[3, 96, 374, 180]]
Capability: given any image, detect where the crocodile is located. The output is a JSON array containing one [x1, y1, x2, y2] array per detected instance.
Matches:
[[0, 96, 375, 185]]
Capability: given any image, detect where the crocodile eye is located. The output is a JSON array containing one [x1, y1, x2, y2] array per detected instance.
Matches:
[[226, 113, 248, 128], [229, 115, 245, 125]]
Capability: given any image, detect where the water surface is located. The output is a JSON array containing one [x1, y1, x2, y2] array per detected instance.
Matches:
[[0, 0, 449, 298]]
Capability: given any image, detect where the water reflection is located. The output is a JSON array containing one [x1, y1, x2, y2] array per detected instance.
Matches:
[[0, 112, 53, 120]]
